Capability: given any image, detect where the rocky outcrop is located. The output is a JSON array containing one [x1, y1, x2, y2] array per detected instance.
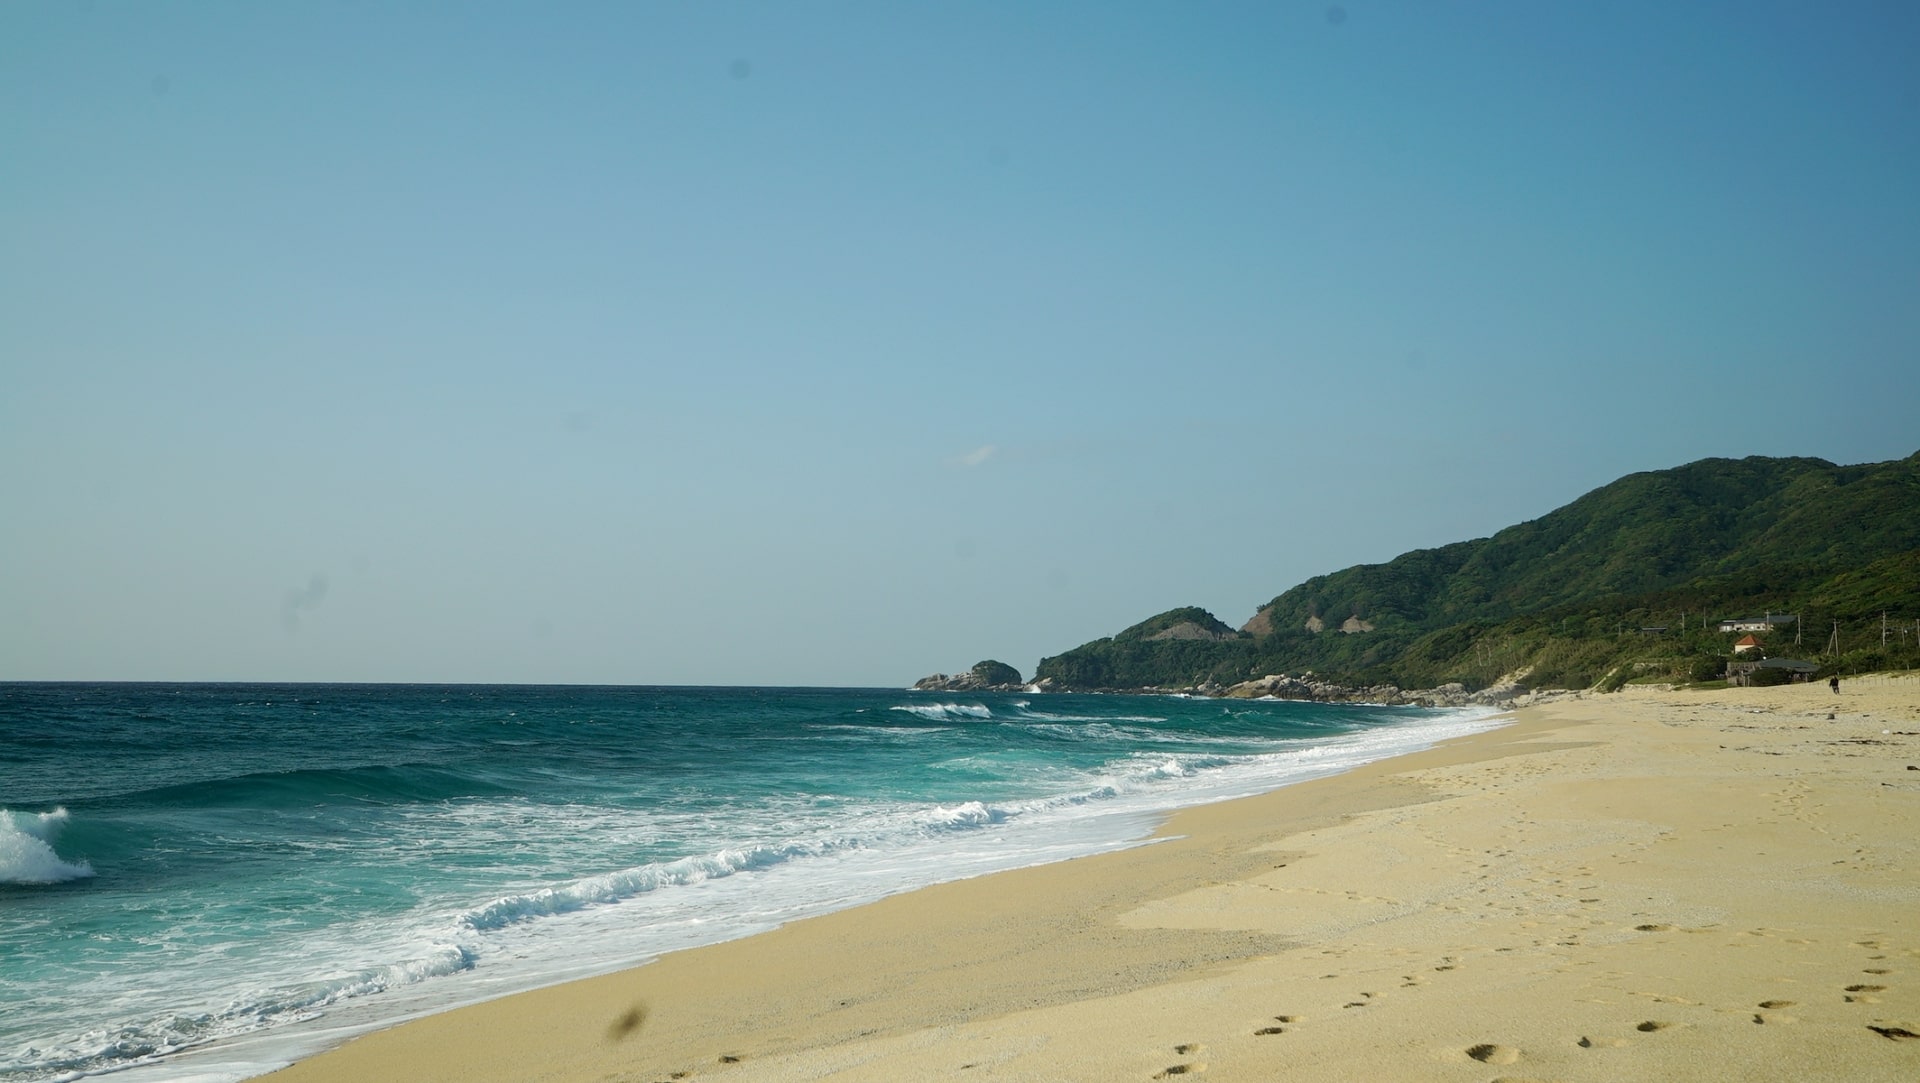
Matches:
[[1217, 672, 1530, 707], [913, 660, 1025, 692]]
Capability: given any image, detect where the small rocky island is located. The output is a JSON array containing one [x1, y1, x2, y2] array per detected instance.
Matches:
[[913, 660, 1027, 692]]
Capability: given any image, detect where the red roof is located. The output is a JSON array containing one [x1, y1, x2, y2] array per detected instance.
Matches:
[[1734, 634, 1760, 646]]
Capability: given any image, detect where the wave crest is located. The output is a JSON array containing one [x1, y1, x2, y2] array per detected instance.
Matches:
[[922, 800, 1006, 827], [890, 703, 993, 721], [459, 846, 803, 931], [1, 807, 95, 884]]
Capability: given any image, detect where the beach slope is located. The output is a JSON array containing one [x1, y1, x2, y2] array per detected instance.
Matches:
[[265, 678, 1920, 1082]]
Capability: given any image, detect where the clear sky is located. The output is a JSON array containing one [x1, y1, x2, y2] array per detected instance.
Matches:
[[3, 2, 1917, 686]]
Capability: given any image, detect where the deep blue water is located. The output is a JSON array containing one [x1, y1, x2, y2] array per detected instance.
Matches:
[[0, 683, 1504, 1082]]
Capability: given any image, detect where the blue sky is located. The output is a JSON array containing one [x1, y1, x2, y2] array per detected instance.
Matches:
[[3, 2, 1917, 685]]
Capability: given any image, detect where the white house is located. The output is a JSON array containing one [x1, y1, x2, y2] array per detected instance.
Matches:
[[1717, 614, 1797, 633]]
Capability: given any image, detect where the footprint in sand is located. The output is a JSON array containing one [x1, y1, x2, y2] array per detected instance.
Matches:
[[1153, 1044, 1207, 1077], [1846, 983, 1889, 1003], [1578, 1036, 1628, 1048], [1868, 1023, 1920, 1041], [1847, 992, 1886, 1003], [1758, 1000, 1795, 1009], [1255, 1014, 1299, 1036], [1636, 1020, 1674, 1032], [1465, 1043, 1520, 1064]]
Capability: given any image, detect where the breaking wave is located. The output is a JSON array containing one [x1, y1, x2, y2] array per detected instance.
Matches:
[[890, 703, 994, 721], [459, 846, 811, 931], [1, 807, 95, 884]]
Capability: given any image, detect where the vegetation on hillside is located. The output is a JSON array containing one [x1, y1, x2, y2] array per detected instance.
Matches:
[[1035, 452, 1920, 692]]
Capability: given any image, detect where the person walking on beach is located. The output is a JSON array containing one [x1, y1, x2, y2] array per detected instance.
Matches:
[[1829, 675, 1840, 694]]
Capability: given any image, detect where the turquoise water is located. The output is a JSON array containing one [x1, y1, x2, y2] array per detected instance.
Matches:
[[0, 683, 1505, 1082]]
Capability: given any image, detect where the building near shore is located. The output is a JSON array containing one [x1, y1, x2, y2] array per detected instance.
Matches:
[[1727, 657, 1820, 685], [1718, 614, 1797, 633]]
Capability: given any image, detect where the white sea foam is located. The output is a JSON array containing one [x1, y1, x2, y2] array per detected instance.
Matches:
[[5, 941, 481, 1082], [459, 846, 807, 931], [1010, 710, 1170, 725], [812, 723, 950, 736], [235, 944, 479, 1019], [922, 801, 1004, 827], [0, 807, 94, 884], [890, 703, 994, 721]]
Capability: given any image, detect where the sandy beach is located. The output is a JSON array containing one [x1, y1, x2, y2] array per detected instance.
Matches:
[[263, 677, 1920, 1083]]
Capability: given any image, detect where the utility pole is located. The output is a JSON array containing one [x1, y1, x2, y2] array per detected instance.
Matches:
[[1828, 620, 1840, 658]]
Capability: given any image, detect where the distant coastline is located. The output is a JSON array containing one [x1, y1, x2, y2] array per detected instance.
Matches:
[[913, 658, 1551, 709], [955, 451, 1919, 700]]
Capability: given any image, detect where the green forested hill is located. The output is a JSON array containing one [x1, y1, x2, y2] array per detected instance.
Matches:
[[1035, 452, 1920, 692]]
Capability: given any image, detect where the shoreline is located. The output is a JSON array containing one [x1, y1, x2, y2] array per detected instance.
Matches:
[[12, 692, 1498, 1083], [259, 678, 1919, 1082]]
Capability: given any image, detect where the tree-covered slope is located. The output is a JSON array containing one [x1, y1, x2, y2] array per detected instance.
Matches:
[[1035, 451, 1920, 692]]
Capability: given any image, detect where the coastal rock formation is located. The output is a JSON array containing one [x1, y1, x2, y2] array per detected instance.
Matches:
[[914, 660, 1024, 692], [1218, 673, 1531, 707]]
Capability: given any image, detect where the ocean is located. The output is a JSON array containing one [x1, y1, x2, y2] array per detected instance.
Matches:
[[0, 683, 1507, 1082]]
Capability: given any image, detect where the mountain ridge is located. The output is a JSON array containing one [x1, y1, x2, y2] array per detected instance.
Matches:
[[1032, 451, 1920, 693]]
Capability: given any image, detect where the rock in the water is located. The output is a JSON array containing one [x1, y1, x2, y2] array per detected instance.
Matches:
[[912, 660, 1024, 692]]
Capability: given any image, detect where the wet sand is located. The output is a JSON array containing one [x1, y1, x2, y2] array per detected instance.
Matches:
[[264, 676, 1920, 1082]]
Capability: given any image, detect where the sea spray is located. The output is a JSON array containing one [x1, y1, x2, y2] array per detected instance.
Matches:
[[0, 807, 94, 884]]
